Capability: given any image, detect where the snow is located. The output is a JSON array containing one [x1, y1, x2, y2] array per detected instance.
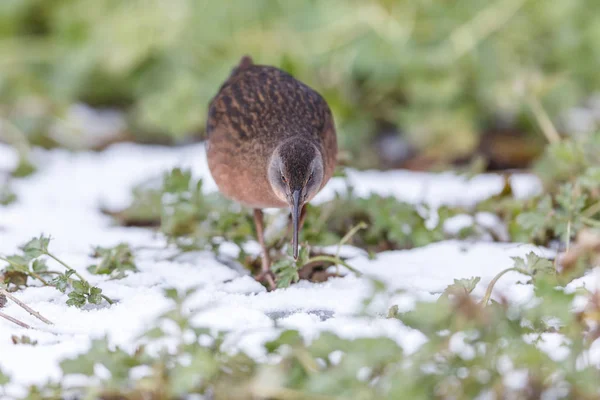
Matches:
[[0, 140, 582, 396]]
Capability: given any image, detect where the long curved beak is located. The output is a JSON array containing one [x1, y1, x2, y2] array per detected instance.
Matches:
[[291, 190, 301, 260]]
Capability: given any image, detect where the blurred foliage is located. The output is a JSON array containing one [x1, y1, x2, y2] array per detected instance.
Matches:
[[106, 168, 484, 287], [474, 131, 600, 247], [1, 0, 600, 167], [105, 167, 256, 256], [0, 180, 16, 206], [87, 242, 138, 279], [104, 131, 600, 285], [302, 187, 454, 252], [8, 248, 600, 399], [0, 235, 114, 307]]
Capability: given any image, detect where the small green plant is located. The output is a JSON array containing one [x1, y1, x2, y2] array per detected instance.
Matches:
[[271, 256, 302, 289], [103, 177, 163, 227], [0, 367, 9, 388], [302, 187, 456, 252], [15, 245, 600, 399], [270, 223, 366, 288], [114, 171, 464, 255], [488, 132, 600, 247], [110, 168, 494, 289], [65, 279, 104, 307], [106, 168, 255, 256], [10, 159, 36, 178], [0, 235, 114, 307], [0, 181, 17, 206], [88, 243, 138, 278]]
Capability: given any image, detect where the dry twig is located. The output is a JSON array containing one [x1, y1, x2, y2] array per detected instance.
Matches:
[[0, 287, 53, 325]]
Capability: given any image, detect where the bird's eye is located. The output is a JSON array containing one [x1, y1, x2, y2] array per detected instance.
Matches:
[[281, 174, 287, 183], [308, 172, 314, 182]]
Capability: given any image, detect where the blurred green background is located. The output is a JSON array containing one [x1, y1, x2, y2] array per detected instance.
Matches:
[[1, 0, 600, 170]]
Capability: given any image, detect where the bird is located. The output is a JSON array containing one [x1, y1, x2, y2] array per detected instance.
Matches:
[[206, 55, 337, 289]]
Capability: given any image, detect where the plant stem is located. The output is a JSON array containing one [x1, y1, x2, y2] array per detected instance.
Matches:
[[332, 221, 367, 275], [44, 252, 86, 282], [307, 255, 362, 277], [527, 95, 561, 144], [0, 255, 49, 285], [101, 294, 114, 305], [0, 311, 30, 329], [582, 216, 600, 229], [0, 287, 53, 325], [566, 220, 572, 253], [28, 272, 49, 286], [583, 200, 600, 218], [336, 221, 367, 257], [45, 251, 115, 305], [480, 267, 516, 307]]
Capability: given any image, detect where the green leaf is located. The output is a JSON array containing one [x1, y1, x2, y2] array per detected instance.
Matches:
[[0, 183, 17, 206], [512, 252, 554, 277], [20, 235, 50, 259], [578, 167, 600, 189], [272, 258, 299, 288], [51, 274, 69, 293], [0, 368, 10, 386], [31, 258, 48, 273], [87, 243, 138, 278], [4, 255, 30, 271], [516, 196, 554, 242], [88, 293, 102, 305], [143, 327, 166, 340], [72, 280, 88, 293], [440, 276, 481, 298], [90, 286, 102, 296], [67, 291, 86, 307], [163, 168, 193, 194], [265, 330, 303, 353]]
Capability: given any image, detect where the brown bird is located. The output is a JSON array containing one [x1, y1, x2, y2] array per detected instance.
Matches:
[[206, 56, 337, 289]]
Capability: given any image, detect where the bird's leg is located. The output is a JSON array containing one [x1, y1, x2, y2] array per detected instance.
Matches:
[[253, 209, 276, 290]]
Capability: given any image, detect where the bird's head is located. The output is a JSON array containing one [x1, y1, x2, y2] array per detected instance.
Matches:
[[268, 138, 324, 259]]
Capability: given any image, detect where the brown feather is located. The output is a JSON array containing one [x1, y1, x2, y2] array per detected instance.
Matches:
[[206, 57, 337, 209]]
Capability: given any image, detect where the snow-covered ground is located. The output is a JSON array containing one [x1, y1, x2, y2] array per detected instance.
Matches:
[[0, 141, 582, 396]]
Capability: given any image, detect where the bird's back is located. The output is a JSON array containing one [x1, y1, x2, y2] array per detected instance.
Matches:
[[208, 61, 330, 150], [206, 57, 337, 208]]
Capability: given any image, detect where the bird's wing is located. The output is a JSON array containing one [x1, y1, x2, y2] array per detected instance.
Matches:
[[206, 56, 254, 139]]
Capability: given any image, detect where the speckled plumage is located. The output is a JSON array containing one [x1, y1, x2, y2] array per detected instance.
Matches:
[[206, 56, 337, 288], [206, 57, 337, 209]]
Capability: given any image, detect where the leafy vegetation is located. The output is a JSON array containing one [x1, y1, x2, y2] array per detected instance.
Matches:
[[104, 131, 600, 288], [0, 247, 598, 399], [0, 180, 16, 206], [106, 167, 487, 287], [301, 189, 455, 252], [0, 235, 114, 307], [88, 243, 137, 279], [2, 0, 600, 167], [3, 133, 600, 396], [473, 132, 600, 248], [2, 2, 600, 397], [105, 167, 256, 256]]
